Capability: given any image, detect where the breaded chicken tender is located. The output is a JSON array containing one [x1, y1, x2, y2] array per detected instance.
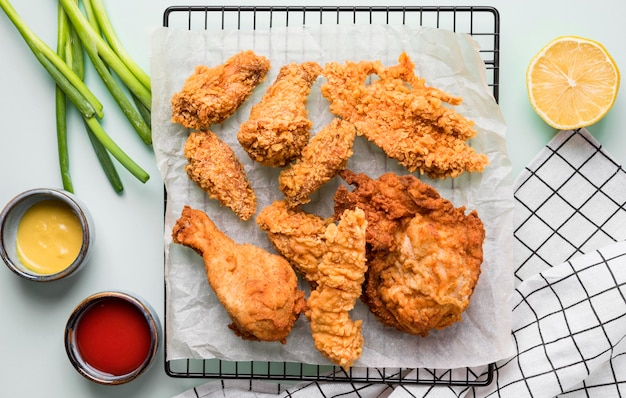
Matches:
[[238, 62, 322, 167], [171, 50, 270, 130], [184, 130, 256, 221], [257, 201, 367, 369], [333, 170, 485, 336], [172, 206, 306, 344], [279, 118, 356, 207], [321, 52, 488, 179]]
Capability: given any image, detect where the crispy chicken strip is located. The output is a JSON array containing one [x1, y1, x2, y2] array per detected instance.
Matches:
[[172, 206, 306, 344], [171, 50, 270, 130], [321, 52, 488, 179], [333, 170, 484, 336], [184, 130, 256, 221], [237, 62, 322, 167], [279, 118, 356, 207], [257, 201, 367, 369]]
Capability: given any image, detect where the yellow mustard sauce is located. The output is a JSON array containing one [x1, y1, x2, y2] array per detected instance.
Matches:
[[16, 200, 83, 275]]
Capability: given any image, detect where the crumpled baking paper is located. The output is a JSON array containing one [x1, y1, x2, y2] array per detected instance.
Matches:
[[151, 24, 515, 369]]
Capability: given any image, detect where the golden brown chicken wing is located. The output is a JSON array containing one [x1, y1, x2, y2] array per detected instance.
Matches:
[[171, 50, 270, 130], [257, 201, 367, 369], [172, 206, 306, 344], [321, 52, 488, 179], [237, 61, 322, 167], [183, 130, 257, 221], [278, 118, 356, 207], [333, 170, 485, 336]]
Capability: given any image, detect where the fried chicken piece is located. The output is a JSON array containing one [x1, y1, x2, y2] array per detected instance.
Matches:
[[171, 50, 270, 130], [172, 206, 306, 344], [256, 200, 331, 285], [321, 52, 488, 179], [257, 201, 367, 369], [333, 170, 485, 336], [183, 130, 256, 221], [237, 62, 322, 167], [279, 118, 356, 207], [334, 170, 433, 251]]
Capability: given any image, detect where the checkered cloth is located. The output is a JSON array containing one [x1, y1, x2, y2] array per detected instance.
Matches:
[[173, 129, 626, 398]]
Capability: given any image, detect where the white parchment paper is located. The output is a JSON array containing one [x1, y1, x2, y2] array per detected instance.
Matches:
[[151, 24, 515, 369]]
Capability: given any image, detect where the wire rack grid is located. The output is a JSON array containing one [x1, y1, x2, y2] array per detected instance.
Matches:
[[162, 5, 500, 386]]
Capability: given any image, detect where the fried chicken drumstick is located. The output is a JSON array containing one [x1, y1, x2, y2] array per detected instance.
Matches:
[[171, 50, 270, 130], [334, 170, 485, 336], [172, 206, 306, 343], [257, 201, 367, 369], [183, 130, 257, 221], [238, 62, 322, 167], [321, 52, 488, 179]]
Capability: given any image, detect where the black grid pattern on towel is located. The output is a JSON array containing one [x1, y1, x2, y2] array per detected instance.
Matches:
[[513, 129, 626, 284]]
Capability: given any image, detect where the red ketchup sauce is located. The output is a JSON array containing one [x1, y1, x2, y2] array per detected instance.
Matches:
[[75, 297, 152, 376]]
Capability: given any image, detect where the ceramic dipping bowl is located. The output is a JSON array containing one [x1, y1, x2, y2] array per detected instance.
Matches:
[[0, 188, 95, 282], [64, 291, 162, 385]]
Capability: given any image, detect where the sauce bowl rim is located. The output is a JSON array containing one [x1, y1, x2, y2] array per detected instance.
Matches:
[[0, 188, 93, 282], [64, 290, 162, 385]]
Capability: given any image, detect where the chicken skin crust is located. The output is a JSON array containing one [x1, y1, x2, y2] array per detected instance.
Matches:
[[183, 130, 257, 221], [237, 61, 322, 167], [257, 201, 368, 369], [171, 50, 270, 130], [333, 170, 485, 336], [279, 118, 356, 207], [321, 52, 488, 179], [172, 206, 306, 344]]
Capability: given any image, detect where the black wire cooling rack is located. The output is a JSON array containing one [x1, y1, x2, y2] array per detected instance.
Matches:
[[163, 5, 500, 386]]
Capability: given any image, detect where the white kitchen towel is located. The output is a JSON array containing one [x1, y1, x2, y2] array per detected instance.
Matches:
[[172, 128, 626, 397]]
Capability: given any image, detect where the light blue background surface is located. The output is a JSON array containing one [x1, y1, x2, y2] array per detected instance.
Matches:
[[1, 1, 625, 397]]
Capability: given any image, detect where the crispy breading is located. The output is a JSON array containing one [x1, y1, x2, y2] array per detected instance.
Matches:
[[321, 52, 488, 179], [183, 130, 256, 221], [172, 206, 306, 344], [333, 170, 484, 336], [279, 118, 356, 207], [257, 201, 367, 369], [238, 62, 322, 167], [171, 50, 270, 130]]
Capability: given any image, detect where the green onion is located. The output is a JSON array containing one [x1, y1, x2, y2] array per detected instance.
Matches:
[[84, 117, 150, 183], [1, 0, 151, 192], [58, 0, 152, 111], [87, 0, 151, 91], [85, 122, 124, 193], [56, 2, 73, 193], [58, 0, 126, 193], [0, 0, 103, 119], [80, 0, 152, 145]]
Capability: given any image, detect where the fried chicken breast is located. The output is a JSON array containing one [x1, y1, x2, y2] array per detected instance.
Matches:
[[257, 201, 367, 369], [172, 206, 306, 344], [321, 52, 488, 179], [279, 118, 356, 207], [183, 130, 256, 221], [333, 170, 485, 336], [171, 50, 270, 130], [237, 61, 322, 167]]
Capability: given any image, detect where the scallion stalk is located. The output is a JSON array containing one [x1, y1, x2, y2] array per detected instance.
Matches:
[[0, 0, 103, 119], [58, 0, 152, 111], [84, 117, 150, 183], [87, 0, 151, 91], [80, 0, 151, 145], [56, 3, 73, 193]]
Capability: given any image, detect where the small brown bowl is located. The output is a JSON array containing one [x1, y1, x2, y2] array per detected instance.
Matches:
[[64, 291, 161, 385]]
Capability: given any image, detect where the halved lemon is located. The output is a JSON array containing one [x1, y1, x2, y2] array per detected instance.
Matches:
[[527, 36, 620, 130]]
